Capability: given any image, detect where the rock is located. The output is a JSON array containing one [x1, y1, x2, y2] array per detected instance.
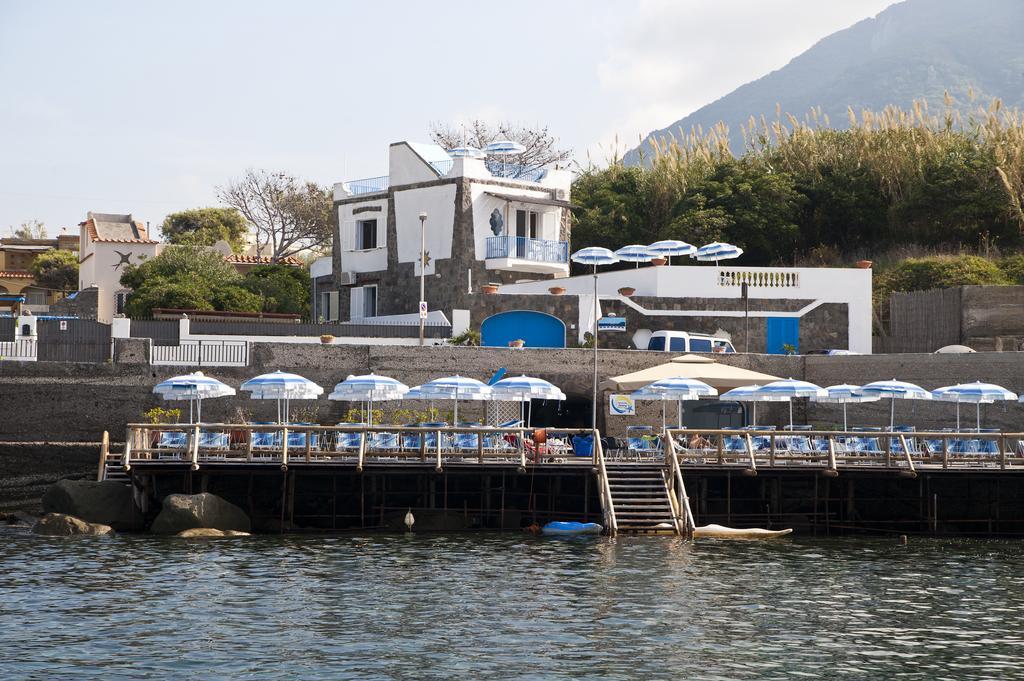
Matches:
[[32, 513, 114, 536], [41, 479, 143, 531], [1, 511, 36, 526], [150, 493, 251, 534], [176, 528, 251, 538], [693, 523, 793, 539]]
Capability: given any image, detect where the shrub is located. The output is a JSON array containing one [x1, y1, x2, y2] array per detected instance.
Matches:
[[998, 254, 1024, 284], [874, 255, 1010, 302]]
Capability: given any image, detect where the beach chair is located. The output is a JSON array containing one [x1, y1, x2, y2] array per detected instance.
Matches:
[[626, 426, 661, 459], [156, 430, 188, 460], [198, 430, 230, 459], [369, 431, 400, 453]]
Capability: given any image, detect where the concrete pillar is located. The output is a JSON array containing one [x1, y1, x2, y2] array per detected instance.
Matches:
[[451, 309, 471, 337], [111, 315, 131, 339]]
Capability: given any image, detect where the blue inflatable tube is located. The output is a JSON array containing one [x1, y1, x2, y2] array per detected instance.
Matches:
[[541, 521, 603, 536]]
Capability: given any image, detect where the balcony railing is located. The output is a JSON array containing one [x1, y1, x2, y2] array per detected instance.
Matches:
[[344, 175, 389, 195], [485, 236, 568, 264], [718, 269, 801, 288]]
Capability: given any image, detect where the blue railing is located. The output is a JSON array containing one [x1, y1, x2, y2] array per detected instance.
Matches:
[[485, 236, 568, 264], [485, 161, 547, 183], [344, 175, 389, 195], [430, 159, 454, 176]]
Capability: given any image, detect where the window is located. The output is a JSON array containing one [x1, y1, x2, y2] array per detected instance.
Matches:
[[319, 292, 331, 321], [356, 219, 378, 250], [647, 336, 666, 351], [689, 338, 713, 352], [350, 285, 378, 319], [22, 287, 47, 306], [115, 290, 130, 315], [669, 337, 687, 352]]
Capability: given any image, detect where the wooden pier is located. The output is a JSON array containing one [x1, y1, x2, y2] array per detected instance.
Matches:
[[100, 424, 1024, 536]]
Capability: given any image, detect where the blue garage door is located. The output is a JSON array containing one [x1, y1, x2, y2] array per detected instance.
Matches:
[[766, 317, 799, 355], [481, 310, 566, 349]]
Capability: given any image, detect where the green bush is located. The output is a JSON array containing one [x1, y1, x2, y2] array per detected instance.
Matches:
[[874, 255, 1010, 302], [998, 254, 1024, 284]]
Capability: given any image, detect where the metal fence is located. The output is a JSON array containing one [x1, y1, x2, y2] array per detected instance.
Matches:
[[343, 175, 389, 195], [188, 320, 451, 339], [485, 236, 568, 263], [37, 319, 112, 363], [130, 319, 180, 346], [151, 339, 249, 367], [0, 317, 13, 342]]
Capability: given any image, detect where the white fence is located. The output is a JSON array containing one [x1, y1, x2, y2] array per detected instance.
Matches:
[[0, 339, 37, 362], [150, 339, 248, 367]]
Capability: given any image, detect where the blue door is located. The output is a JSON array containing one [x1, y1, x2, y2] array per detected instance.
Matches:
[[765, 317, 799, 354], [481, 311, 566, 349]]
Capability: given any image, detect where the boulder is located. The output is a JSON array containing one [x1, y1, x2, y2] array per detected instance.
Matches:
[[32, 513, 114, 536], [150, 493, 251, 534], [176, 528, 251, 538], [41, 479, 144, 531]]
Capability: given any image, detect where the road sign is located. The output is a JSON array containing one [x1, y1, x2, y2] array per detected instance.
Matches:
[[419, 301, 428, 319]]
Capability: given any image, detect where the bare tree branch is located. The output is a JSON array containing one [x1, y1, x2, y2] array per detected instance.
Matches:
[[429, 120, 572, 178]]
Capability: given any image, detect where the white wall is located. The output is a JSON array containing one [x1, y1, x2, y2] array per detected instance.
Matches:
[[337, 198, 389, 274], [468, 184, 563, 259], [501, 265, 874, 353], [393, 184, 457, 276], [388, 143, 441, 186], [78, 232, 161, 321]]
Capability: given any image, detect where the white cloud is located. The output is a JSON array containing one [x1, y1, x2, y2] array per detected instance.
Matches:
[[588, 0, 898, 157]]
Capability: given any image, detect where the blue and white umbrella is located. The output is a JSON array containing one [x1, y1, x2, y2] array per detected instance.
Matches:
[[240, 371, 324, 424], [933, 381, 1018, 431], [720, 384, 788, 426], [758, 379, 826, 429], [633, 378, 717, 429], [614, 244, 654, 268], [856, 379, 932, 430], [490, 375, 566, 427], [693, 242, 744, 264], [153, 371, 235, 424], [810, 384, 880, 431], [484, 140, 526, 155], [329, 373, 410, 427], [409, 375, 492, 425], [647, 239, 696, 265], [446, 146, 486, 159], [571, 246, 621, 430]]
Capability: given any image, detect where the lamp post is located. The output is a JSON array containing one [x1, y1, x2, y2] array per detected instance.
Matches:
[[418, 211, 427, 346]]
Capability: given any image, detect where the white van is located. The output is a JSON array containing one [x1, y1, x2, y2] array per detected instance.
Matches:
[[646, 330, 736, 354]]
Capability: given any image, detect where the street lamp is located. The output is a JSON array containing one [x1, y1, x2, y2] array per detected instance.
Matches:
[[418, 211, 427, 346]]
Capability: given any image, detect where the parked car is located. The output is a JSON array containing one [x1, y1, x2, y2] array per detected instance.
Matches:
[[646, 330, 736, 353]]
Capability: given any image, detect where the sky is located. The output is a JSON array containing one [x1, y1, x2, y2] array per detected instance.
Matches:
[[0, 0, 897, 234]]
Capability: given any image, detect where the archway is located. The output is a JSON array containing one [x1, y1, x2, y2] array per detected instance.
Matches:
[[481, 310, 566, 349]]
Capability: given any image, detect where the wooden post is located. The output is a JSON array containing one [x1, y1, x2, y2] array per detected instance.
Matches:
[[246, 428, 254, 463], [769, 433, 776, 468], [827, 437, 838, 476], [744, 434, 757, 474], [305, 427, 312, 464], [477, 429, 484, 464], [356, 431, 365, 473], [191, 425, 200, 471], [96, 431, 110, 481], [942, 436, 948, 470], [435, 428, 443, 472], [122, 429, 133, 473], [281, 427, 289, 471], [717, 434, 724, 465], [1000, 435, 1007, 470]]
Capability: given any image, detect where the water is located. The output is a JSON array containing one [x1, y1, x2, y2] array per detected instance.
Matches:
[[3, 529, 1024, 680]]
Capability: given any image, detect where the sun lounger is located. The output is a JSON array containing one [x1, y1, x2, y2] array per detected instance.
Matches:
[[158, 431, 188, 449]]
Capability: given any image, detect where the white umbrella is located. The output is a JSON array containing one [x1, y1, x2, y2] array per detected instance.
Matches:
[[647, 239, 696, 265], [328, 373, 409, 428], [614, 244, 654, 268], [719, 384, 787, 427], [489, 375, 566, 427], [240, 371, 324, 424], [484, 140, 526, 178], [693, 242, 743, 265], [933, 381, 1018, 431], [856, 379, 932, 430], [757, 379, 826, 430], [411, 375, 492, 425], [571, 246, 621, 430], [632, 377, 717, 429], [446, 146, 485, 158], [153, 371, 235, 424], [810, 384, 880, 431]]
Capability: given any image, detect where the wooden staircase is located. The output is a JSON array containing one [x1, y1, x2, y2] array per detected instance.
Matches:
[[96, 432, 130, 484], [603, 463, 681, 535]]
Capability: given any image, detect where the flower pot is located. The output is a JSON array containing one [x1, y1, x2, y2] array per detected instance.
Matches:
[[482, 284, 499, 295], [618, 287, 636, 297], [651, 257, 668, 266], [320, 334, 335, 344], [548, 286, 566, 296], [855, 260, 873, 269], [508, 339, 525, 349]]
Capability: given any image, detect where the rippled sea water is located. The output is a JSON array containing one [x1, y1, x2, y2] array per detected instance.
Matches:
[[3, 529, 1024, 680]]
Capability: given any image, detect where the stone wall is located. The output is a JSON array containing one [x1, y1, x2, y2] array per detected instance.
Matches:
[[49, 286, 99, 319]]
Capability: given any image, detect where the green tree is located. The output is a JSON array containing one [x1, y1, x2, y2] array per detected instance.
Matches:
[[9, 220, 46, 239], [30, 249, 79, 293], [161, 207, 248, 252], [120, 246, 262, 317], [240, 264, 311, 316]]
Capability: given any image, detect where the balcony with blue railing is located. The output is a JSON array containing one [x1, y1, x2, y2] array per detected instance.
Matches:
[[486, 236, 568, 266], [343, 175, 390, 195]]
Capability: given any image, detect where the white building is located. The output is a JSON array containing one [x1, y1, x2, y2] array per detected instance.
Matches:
[[77, 212, 161, 321]]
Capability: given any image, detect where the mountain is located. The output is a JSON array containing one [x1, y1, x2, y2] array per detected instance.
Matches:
[[624, 0, 1024, 163]]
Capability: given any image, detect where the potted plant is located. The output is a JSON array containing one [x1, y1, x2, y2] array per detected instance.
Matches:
[[618, 286, 636, 297], [320, 334, 335, 344], [548, 286, 566, 295], [482, 283, 500, 295], [855, 260, 872, 269], [509, 339, 525, 349], [651, 257, 668, 266]]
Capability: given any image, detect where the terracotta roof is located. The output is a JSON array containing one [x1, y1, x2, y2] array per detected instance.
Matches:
[[224, 254, 302, 266], [81, 211, 156, 243], [0, 270, 34, 279]]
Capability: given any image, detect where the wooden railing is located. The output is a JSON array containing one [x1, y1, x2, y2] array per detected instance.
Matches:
[[664, 436, 695, 538], [594, 433, 618, 536], [122, 423, 597, 470]]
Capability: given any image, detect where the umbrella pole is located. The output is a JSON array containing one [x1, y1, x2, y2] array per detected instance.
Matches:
[[678, 402, 683, 429], [956, 402, 961, 432], [890, 397, 895, 431], [662, 401, 666, 433], [198, 398, 202, 424], [752, 402, 757, 427], [189, 400, 194, 425], [977, 403, 981, 432], [789, 400, 794, 430], [843, 403, 848, 432], [591, 263, 599, 431]]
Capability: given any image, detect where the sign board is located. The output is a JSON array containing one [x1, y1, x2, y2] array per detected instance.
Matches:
[[609, 394, 636, 416], [419, 301, 428, 319], [598, 316, 626, 332], [59, 320, 68, 331]]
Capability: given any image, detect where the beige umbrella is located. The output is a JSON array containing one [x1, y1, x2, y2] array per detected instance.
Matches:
[[603, 354, 782, 392]]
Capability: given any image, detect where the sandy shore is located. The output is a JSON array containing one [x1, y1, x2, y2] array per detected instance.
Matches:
[[0, 443, 100, 514]]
